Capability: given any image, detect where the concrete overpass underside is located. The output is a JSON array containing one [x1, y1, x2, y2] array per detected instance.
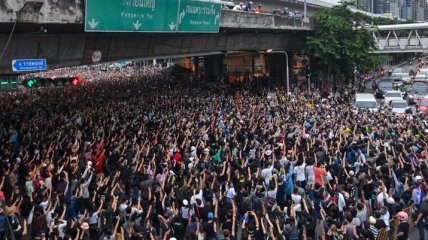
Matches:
[[0, 31, 308, 74]]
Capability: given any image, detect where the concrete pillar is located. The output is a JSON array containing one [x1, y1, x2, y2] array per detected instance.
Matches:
[[204, 55, 223, 82]]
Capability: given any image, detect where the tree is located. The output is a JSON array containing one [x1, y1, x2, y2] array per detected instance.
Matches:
[[305, 3, 385, 80]]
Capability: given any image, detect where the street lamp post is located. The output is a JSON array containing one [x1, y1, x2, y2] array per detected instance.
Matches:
[[304, 0, 307, 19], [266, 49, 290, 94]]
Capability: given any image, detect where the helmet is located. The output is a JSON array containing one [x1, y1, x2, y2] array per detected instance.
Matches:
[[397, 211, 408, 221]]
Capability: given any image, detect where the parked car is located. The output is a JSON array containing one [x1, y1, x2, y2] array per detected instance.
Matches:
[[373, 78, 396, 98], [418, 68, 428, 76], [354, 93, 378, 112], [391, 72, 411, 84], [392, 67, 406, 74], [408, 81, 428, 104], [413, 74, 427, 83], [390, 100, 411, 114], [384, 90, 403, 104]]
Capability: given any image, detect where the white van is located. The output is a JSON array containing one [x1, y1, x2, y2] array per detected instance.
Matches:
[[354, 93, 378, 112]]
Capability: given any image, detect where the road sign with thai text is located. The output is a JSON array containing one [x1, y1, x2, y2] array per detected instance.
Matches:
[[85, 0, 221, 33], [177, 0, 222, 32]]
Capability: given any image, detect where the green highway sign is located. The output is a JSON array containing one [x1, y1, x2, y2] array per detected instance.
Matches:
[[85, 0, 221, 33], [177, 0, 222, 32], [85, 0, 178, 32]]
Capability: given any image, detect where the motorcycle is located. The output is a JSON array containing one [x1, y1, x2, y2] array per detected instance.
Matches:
[[358, 77, 367, 92]]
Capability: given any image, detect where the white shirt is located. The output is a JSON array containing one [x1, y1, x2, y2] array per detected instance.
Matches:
[[79, 173, 93, 199], [377, 192, 389, 207], [291, 193, 302, 212], [181, 206, 194, 219], [190, 190, 204, 207], [39, 200, 49, 215], [294, 163, 306, 182], [249, 148, 256, 159], [306, 165, 315, 182], [261, 165, 274, 184], [226, 186, 236, 199], [267, 188, 277, 199], [380, 211, 390, 231], [89, 212, 99, 224], [337, 192, 346, 212]]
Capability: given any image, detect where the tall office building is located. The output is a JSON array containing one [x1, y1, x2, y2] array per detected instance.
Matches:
[[412, 0, 426, 21], [357, 0, 391, 14], [389, 0, 400, 17], [425, 0, 428, 20], [399, 0, 412, 19], [374, 0, 390, 14], [357, 0, 372, 12]]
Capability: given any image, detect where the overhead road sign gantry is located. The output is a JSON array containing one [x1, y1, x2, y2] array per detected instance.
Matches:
[[85, 0, 221, 33]]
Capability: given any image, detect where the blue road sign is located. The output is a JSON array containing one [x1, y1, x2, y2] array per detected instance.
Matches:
[[12, 59, 47, 72]]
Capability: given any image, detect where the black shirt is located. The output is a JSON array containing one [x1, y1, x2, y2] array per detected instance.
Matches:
[[418, 203, 428, 223], [397, 222, 409, 240], [203, 220, 216, 238], [362, 182, 375, 200]]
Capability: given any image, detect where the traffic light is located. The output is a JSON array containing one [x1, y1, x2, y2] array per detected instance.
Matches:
[[306, 67, 312, 78], [71, 77, 80, 86], [25, 78, 38, 88], [23, 77, 81, 88]]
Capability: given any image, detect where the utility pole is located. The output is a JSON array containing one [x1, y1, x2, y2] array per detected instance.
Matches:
[[304, 0, 307, 18]]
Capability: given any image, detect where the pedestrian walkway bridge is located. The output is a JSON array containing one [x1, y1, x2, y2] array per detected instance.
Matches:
[[369, 22, 428, 53]]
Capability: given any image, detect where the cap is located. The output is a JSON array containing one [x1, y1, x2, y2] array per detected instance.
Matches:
[[183, 199, 189, 206], [265, 150, 272, 156], [349, 170, 355, 176], [191, 146, 196, 152], [397, 211, 408, 221], [369, 216, 376, 225], [208, 212, 214, 219], [416, 175, 423, 181]]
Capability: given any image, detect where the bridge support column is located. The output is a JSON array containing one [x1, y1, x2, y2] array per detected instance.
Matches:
[[204, 55, 223, 82]]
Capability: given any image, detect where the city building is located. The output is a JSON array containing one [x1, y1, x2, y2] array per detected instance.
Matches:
[[389, 0, 400, 17], [357, 0, 372, 12], [374, 0, 390, 14], [412, 0, 426, 21]]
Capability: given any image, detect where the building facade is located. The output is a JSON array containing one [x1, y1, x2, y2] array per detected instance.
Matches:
[[412, 0, 426, 21]]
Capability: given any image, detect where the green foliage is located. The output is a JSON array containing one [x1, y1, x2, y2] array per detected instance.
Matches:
[[305, 3, 387, 78]]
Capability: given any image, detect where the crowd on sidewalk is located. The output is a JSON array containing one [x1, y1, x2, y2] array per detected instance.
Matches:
[[0, 74, 428, 240]]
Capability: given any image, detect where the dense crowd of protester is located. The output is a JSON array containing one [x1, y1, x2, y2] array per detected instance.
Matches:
[[0, 72, 428, 240], [19, 64, 163, 83]]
